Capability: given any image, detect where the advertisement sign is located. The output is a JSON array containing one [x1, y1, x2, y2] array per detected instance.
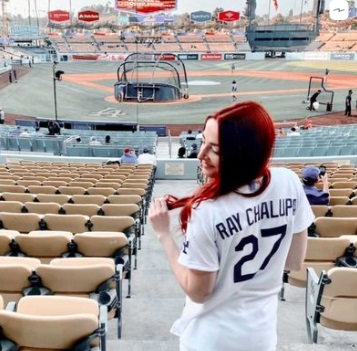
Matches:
[[224, 53, 246, 60], [190, 11, 212, 23], [218, 10, 240, 22], [330, 53, 355, 61], [116, 0, 176, 13], [178, 54, 199, 60], [78, 10, 100, 22], [201, 53, 222, 60], [154, 53, 175, 60], [48, 10, 70, 22]]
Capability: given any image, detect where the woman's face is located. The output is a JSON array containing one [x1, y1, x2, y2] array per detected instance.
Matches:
[[198, 118, 220, 178]]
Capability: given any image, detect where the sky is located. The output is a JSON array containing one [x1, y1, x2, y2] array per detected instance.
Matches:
[[9, 0, 331, 18]]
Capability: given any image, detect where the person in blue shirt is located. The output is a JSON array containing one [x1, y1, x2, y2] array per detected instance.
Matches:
[[301, 166, 330, 205], [121, 147, 137, 164]]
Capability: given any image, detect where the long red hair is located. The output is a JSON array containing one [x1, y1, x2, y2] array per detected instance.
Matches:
[[166, 101, 276, 233]]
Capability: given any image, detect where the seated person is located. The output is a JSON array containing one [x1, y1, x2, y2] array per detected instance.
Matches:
[[185, 129, 196, 141], [187, 143, 199, 159], [121, 147, 137, 164], [137, 147, 156, 165], [177, 146, 186, 158], [301, 166, 329, 205], [89, 136, 101, 146]]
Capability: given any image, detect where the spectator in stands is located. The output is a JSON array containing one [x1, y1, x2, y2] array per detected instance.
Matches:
[[89, 136, 101, 146], [345, 89, 353, 116], [177, 146, 186, 158], [30, 127, 44, 137], [288, 127, 300, 136], [231, 81, 238, 102], [300, 117, 312, 130], [276, 128, 286, 136], [187, 143, 199, 159], [121, 147, 137, 164], [137, 147, 157, 166], [195, 130, 203, 145], [105, 135, 111, 144], [48, 120, 61, 136], [308, 89, 321, 111], [301, 166, 330, 205], [149, 101, 313, 351], [9, 125, 22, 137], [0, 107, 5, 124], [19, 128, 31, 137], [185, 130, 195, 141]]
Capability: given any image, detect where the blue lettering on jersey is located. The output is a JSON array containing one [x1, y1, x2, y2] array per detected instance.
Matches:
[[217, 198, 297, 240], [182, 240, 189, 254], [216, 212, 242, 239]]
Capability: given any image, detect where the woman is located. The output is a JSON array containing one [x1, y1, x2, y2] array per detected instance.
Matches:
[[149, 101, 314, 351]]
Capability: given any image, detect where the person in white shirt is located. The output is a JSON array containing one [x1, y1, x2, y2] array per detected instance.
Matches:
[[89, 136, 101, 146], [149, 101, 313, 351], [0, 107, 5, 124], [137, 148, 156, 166], [19, 128, 30, 137]]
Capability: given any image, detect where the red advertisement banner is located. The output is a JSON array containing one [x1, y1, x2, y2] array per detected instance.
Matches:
[[78, 10, 100, 22], [201, 53, 222, 60], [154, 53, 175, 60], [116, 0, 176, 13], [218, 10, 240, 22], [48, 10, 70, 22]]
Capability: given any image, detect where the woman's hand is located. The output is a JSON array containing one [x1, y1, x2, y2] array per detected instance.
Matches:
[[149, 198, 171, 239]]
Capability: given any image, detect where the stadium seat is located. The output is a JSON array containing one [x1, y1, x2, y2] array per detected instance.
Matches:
[[71, 194, 107, 206], [43, 214, 91, 234], [311, 217, 357, 237], [62, 203, 101, 216], [0, 201, 23, 213], [0, 192, 36, 203], [24, 201, 62, 214], [0, 295, 106, 350], [310, 205, 330, 218], [306, 267, 357, 343], [36, 193, 72, 205], [330, 205, 357, 217], [0, 212, 44, 233]]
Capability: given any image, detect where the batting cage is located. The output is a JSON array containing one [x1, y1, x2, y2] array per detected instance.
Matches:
[[114, 53, 189, 103], [303, 76, 334, 112]]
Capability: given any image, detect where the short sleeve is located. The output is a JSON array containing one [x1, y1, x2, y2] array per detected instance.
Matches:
[[178, 207, 219, 272], [292, 174, 315, 234]]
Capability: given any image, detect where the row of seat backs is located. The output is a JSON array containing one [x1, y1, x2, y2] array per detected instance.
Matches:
[[0, 295, 106, 350], [0, 212, 135, 235], [311, 204, 357, 218], [0, 201, 141, 217], [309, 217, 357, 238]]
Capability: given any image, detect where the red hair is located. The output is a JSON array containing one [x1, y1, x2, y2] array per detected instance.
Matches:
[[166, 101, 276, 233]]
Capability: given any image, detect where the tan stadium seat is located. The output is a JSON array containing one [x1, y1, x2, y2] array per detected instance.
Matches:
[[24, 202, 61, 215], [79, 173, 103, 180], [21, 175, 47, 182], [310, 205, 330, 218], [90, 215, 135, 235], [86, 187, 117, 196], [42, 180, 68, 187], [0, 201, 24, 213], [72, 231, 131, 296], [116, 187, 146, 196], [0, 230, 19, 255], [329, 188, 355, 197], [37, 257, 122, 337], [312, 217, 357, 237], [286, 237, 351, 288], [351, 196, 357, 205], [306, 267, 357, 343], [13, 231, 73, 263], [71, 194, 106, 206], [0, 295, 106, 350], [47, 176, 73, 183], [69, 181, 95, 188], [16, 180, 42, 187], [0, 185, 26, 193], [73, 177, 99, 183], [330, 205, 357, 217], [43, 214, 91, 234], [27, 185, 58, 195], [95, 181, 121, 189], [107, 194, 142, 205], [0, 256, 42, 305], [103, 174, 127, 181], [62, 203, 101, 216], [0, 212, 44, 233], [36, 193, 72, 205], [122, 182, 148, 189], [0, 179, 17, 185], [58, 186, 87, 195], [0, 192, 36, 203], [329, 196, 351, 205], [332, 181, 357, 189]]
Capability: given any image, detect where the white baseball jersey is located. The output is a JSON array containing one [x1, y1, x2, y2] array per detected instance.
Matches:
[[171, 167, 314, 351]]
